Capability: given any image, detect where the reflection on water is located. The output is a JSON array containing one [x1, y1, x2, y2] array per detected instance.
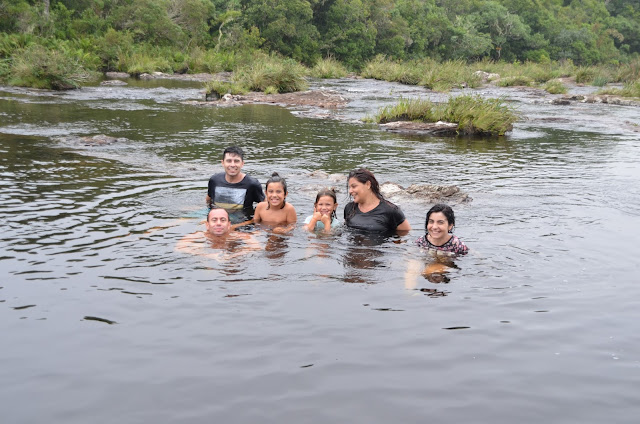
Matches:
[[1, 78, 640, 423]]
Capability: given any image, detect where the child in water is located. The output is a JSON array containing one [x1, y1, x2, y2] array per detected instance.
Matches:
[[416, 204, 468, 255], [253, 172, 297, 232], [304, 188, 341, 233]]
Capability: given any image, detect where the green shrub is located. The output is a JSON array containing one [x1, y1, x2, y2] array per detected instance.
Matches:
[[9, 43, 97, 89], [362, 56, 479, 90], [233, 53, 307, 93], [309, 57, 348, 79], [575, 66, 596, 84], [375, 95, 518, 136], [375, 98, 436, 123], [598, 80, 640, 98], [615, 58, 640, 83], [119, 51, 173, 75], [204, 80, 247, 98], [592, 75, 610, 87], [420, 59, 481, 91], [497, 76, 533, 87], [543, 80, 567, 94]]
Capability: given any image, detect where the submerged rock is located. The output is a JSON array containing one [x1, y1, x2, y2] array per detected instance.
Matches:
[[105, 72, 130, 79], [101, 80, 128, 86], [381, 182, 470, 203], [56, 134, 127, 146]]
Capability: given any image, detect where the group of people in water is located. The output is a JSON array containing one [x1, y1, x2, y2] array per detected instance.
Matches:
[[194, 146, 468, 257]]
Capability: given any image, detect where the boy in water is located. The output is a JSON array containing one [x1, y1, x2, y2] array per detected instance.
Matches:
[[206, 146, 264, 223]]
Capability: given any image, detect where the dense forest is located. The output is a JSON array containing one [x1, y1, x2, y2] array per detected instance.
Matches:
[[1, 0, 639, 88]]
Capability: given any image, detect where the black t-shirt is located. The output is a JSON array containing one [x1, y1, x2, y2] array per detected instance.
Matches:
[[207, 173, 264, 221], [344, 200, 406, 233]]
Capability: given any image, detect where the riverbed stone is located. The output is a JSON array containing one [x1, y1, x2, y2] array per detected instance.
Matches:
[[105, 72, 130, 79], [379, 121, 459, 136], [100, 80, 128, 86], [381, 182, 470, 203], [56, 134, 128, 146]]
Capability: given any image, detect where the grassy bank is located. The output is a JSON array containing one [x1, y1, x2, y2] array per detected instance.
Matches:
[[375, 95, 518, 136]]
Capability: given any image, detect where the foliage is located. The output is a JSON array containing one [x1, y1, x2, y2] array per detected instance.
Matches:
[[419, 59, 481, 91], [308, 57, 348, 79], [8, 43, 98, 89], [375, 95, 517, 136], [598, 80, 640, 98], [543, 80, 567, 94], [204, 80, 248, 98], [2, 0, 640, 87], [361, 55, 422, 85], [497, 75, 533, 87], [233, 52, 308, 93]]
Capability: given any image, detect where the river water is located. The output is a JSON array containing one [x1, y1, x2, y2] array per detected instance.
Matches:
[[1, 77, 639, 423]]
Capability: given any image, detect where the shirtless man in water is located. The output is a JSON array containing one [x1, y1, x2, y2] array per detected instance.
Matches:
[[175, 208, 261, 260]]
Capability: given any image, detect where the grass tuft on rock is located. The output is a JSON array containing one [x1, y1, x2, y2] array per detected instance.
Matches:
[[309, 57, 348, 79], [233, 53, 308, 93], [543, 80, 567, 94], [204, 80, 248, 99], [375, 95, 518, 136], [597, 80, 640, 98]]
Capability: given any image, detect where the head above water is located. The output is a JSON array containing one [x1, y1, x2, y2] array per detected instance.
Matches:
[[347, 168, 383, 200], [425, 204, 455, 233], [265, 172, 287, 210], [315, 187, 338, 219], [222, 146, 245, 161], [206, 208, 231, 236]]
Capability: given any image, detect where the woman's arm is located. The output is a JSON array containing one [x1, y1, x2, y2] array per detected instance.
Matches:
[[396, 219, 411, 234]]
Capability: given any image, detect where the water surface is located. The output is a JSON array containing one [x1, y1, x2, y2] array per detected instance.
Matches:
[[1, 78, 639, 423]]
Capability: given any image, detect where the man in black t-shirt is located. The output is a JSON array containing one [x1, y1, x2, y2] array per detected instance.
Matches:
[[206, 146, 264, 223]]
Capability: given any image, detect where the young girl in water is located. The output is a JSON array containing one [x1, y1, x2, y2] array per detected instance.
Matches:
[[304, 188, 341, 233], [253, 172, 297, 231], [416, 204, 468, 255]]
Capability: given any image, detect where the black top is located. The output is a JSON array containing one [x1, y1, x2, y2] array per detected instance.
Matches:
[[344, 200, 406, 233], [207, 173, 264, 222]]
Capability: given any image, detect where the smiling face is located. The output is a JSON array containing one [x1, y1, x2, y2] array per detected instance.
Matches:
[[221, 153, 244, 182], [266, 181, 286, 208], [348, 177, 371, 204], [206, 209, 231, 236], [315, 195, 337, 216], [427, 211, 453, 243]]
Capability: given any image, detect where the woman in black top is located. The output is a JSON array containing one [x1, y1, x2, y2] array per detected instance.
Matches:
[[344, 168, 411, 234]]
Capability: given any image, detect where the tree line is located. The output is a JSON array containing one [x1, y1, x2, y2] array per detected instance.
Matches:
[[1, 0, 639, 79]]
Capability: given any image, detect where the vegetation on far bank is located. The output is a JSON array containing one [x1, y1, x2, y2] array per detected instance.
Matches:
[[0, 1, 639, 96], [374, 95, 518, 136]]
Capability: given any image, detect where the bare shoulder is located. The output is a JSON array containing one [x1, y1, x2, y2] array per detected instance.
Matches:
[[284, 202, 297, 213]]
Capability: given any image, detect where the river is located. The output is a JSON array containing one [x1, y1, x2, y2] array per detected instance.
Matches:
[[1, 77, 639, 423]]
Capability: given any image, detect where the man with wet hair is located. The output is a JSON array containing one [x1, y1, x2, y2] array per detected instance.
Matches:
[[205, 146, 264, 223], [176, 208, 261, 260]]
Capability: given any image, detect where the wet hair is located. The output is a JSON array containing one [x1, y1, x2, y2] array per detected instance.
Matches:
[[347, 168, 383, 201], [222, 146, 244, 161], [425, 204, 455, 234], [346, 168, 396, 219], [315, 187, 338, 221], [265, 172, 287, 210], [207, 207, 230, 221]]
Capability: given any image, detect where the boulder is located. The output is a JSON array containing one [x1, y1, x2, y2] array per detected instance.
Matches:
[[473, 70, 500, 83], [381, 182, 470, 203], [100, 80, 128, 86], [379, 121, 459, 136]]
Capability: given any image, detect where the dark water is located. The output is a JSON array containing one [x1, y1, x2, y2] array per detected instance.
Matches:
[[1, 78, 639, 423]]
